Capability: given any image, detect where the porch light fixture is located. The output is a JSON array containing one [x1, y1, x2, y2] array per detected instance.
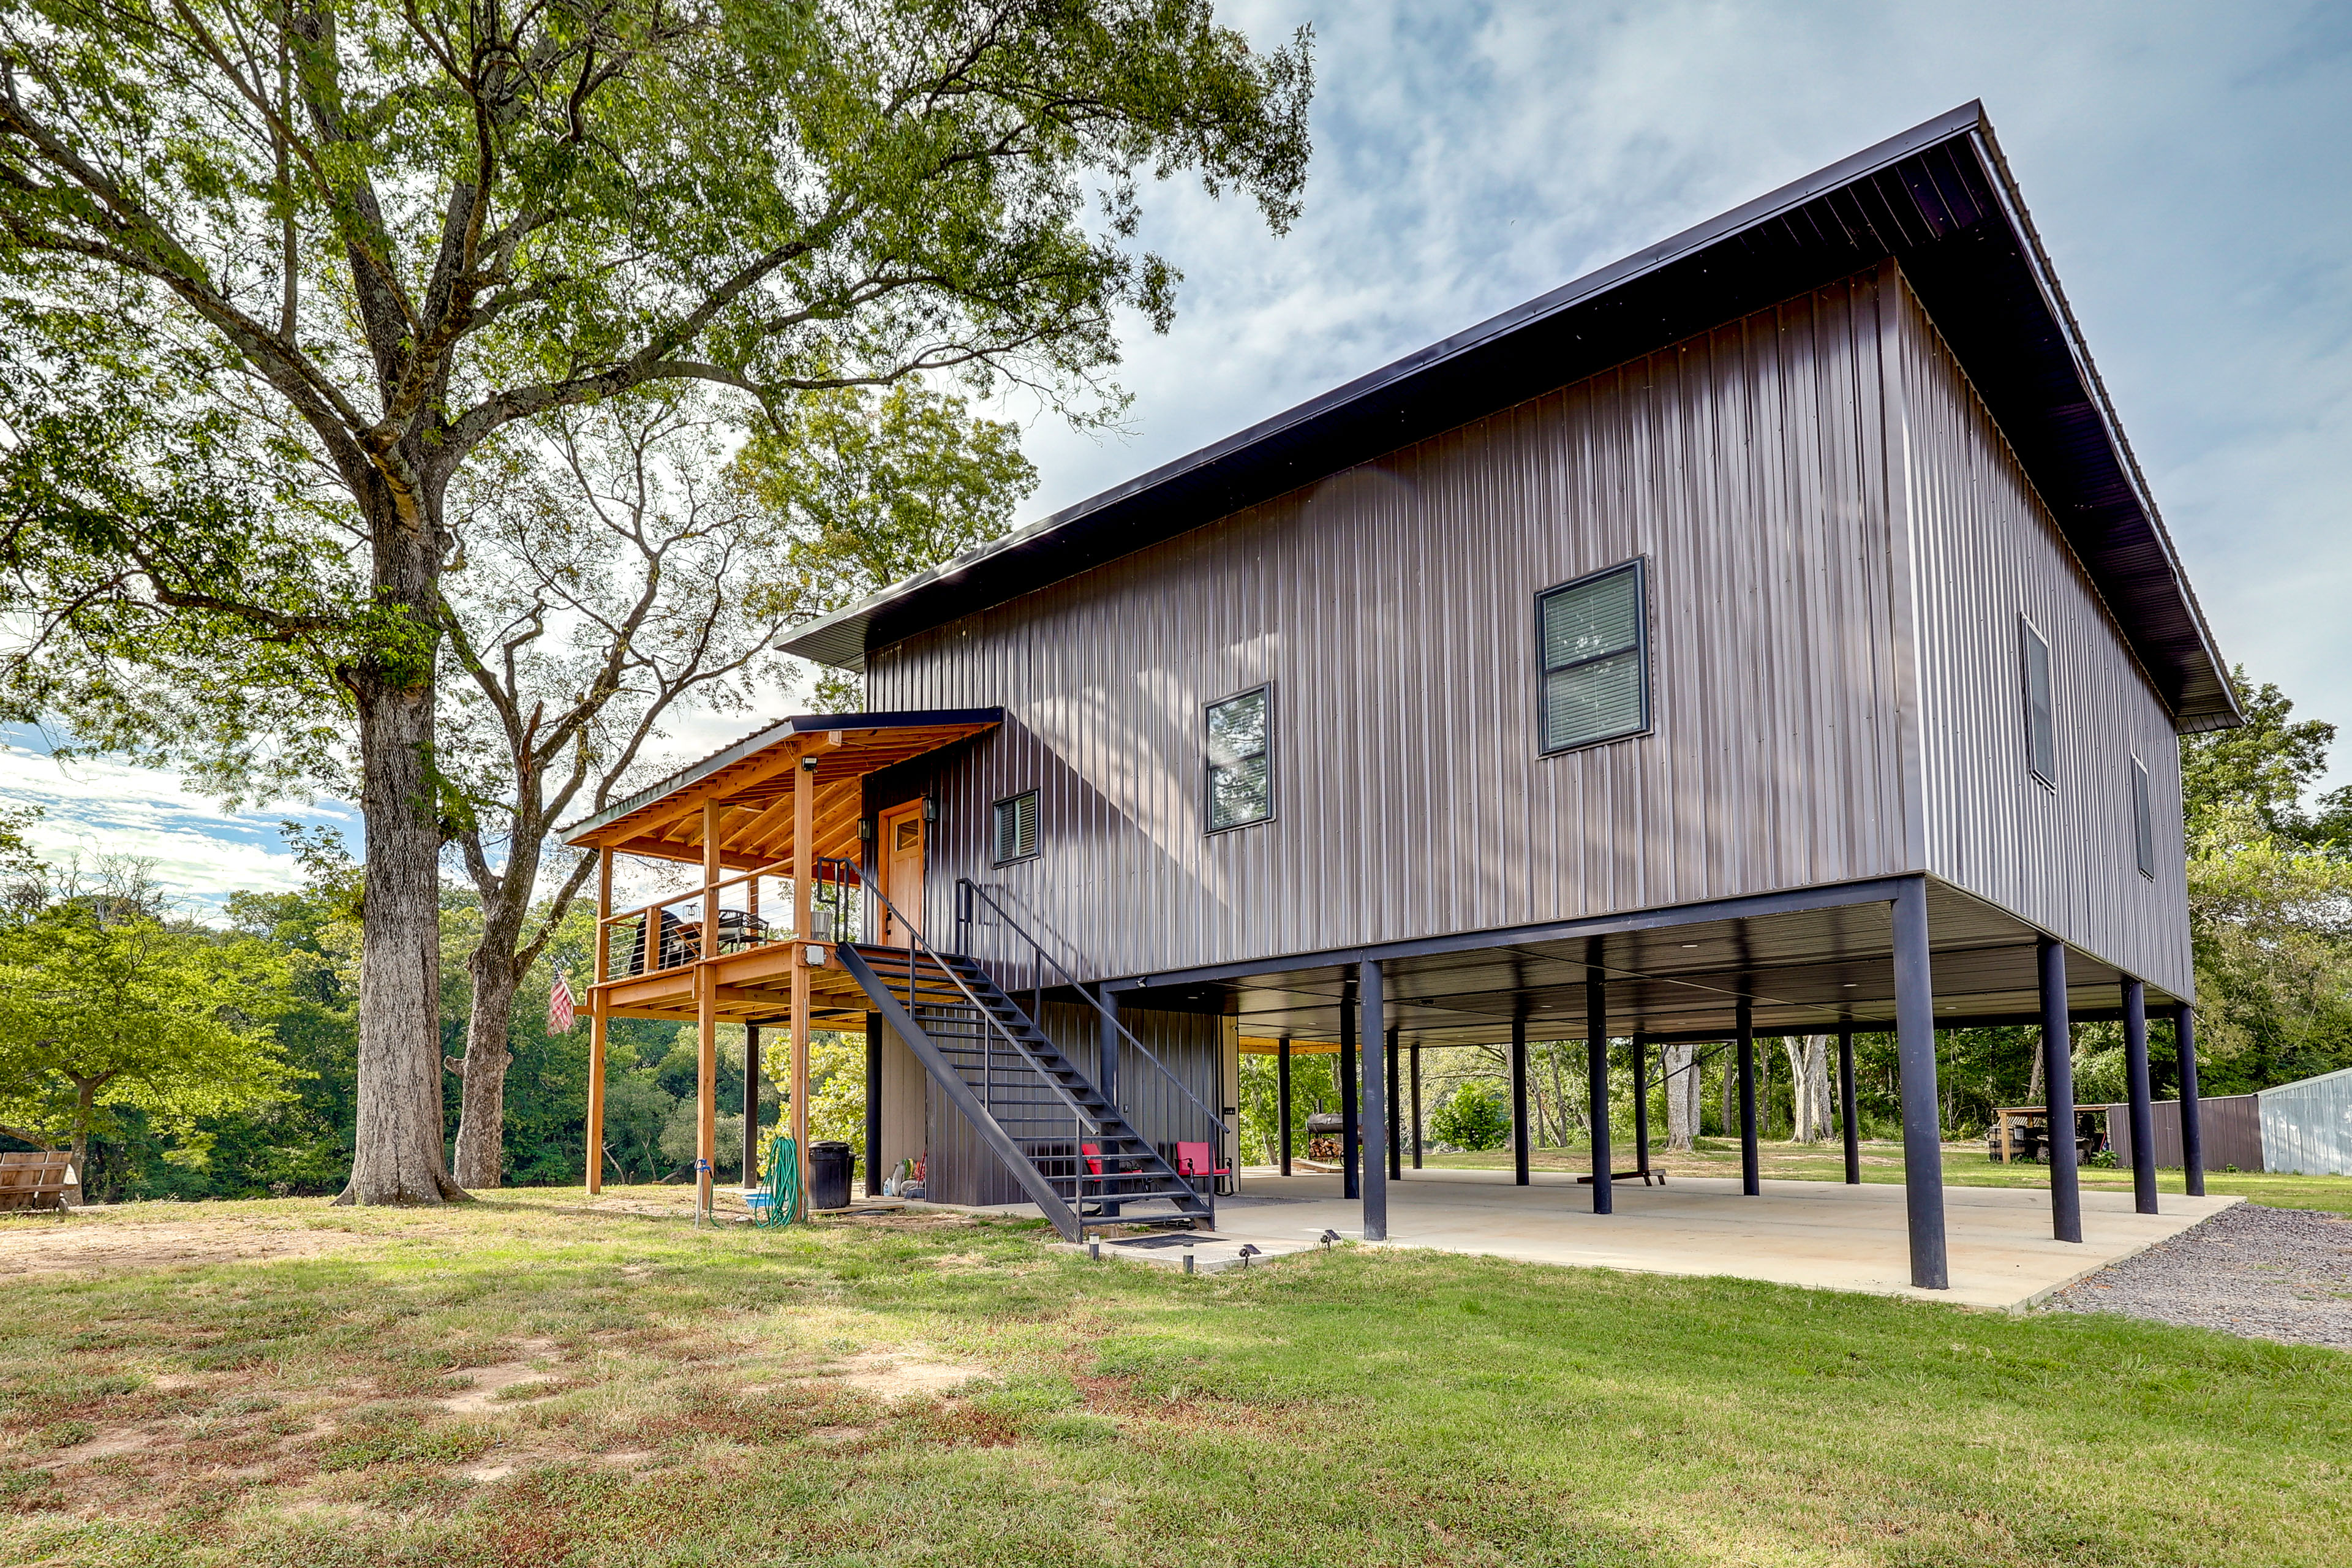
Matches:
[[922, 797, 938, 823], [799, 753, 818, 772]]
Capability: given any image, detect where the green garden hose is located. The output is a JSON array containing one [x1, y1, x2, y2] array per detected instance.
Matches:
[[756, 1136, 802, 1228]]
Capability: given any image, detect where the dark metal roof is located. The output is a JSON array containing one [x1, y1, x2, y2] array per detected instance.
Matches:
[[782, 103, 2237, 733], [559, 707, 1004, 845]]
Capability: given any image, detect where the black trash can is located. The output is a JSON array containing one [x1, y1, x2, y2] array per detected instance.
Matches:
[[809, 1141, 853, 1212]]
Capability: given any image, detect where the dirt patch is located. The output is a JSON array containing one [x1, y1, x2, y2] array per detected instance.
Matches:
[[46, 1427, 154, 1465], [832, 1350, 988, 1398], [0, 1217, 367, 1278], [438, 1339, 564, 1413]]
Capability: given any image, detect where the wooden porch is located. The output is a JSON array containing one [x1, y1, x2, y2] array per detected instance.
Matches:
[[563, 709, 1001, 1211]]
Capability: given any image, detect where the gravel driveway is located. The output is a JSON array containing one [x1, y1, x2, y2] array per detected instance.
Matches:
[[2045, 1202, 2352, 1348]]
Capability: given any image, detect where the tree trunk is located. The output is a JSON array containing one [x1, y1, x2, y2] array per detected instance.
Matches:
[[1664, 1043, 1696, 1151], [70, 1075, 97, 1206], [338, 496, 466, 1205], [451, 954, 522, 1188], [451, 858, 535, 1189]]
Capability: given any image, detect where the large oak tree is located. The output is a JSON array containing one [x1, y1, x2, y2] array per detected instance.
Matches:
[[0, 0, 1311, 1201]]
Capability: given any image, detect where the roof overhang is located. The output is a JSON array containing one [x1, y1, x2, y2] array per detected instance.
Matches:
[[782, 102, 2237, 733], [561, 708, 1002, 858]]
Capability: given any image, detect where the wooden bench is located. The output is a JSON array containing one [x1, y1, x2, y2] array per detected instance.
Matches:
[[0, 1150, 78, 1212]]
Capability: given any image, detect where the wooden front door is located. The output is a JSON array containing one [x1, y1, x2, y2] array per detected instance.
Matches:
[[877, 801, 926, 948]]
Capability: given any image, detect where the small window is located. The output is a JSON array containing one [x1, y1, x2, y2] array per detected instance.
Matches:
[[1539, 560, 1649, 753], [1206, 686, 1272, 831], [990, 790, 1038, 864], [2131, 756, 2155, 878], [2019, 616, 2056, 786]]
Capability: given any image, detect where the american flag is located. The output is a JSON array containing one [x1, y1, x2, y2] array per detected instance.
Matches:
[[548, 969, 576, 1035]]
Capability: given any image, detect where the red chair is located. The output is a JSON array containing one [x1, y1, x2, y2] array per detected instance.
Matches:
[[1175, 1141, 1232, 1193]]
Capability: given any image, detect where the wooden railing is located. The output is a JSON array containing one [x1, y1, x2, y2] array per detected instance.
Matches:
[[595, 859, 862, 984]]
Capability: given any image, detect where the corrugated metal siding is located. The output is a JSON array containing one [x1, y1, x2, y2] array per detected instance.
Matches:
[[870, 276, 1911, 982], [2103, 1095, 2262, 1171], [1894, 277, 2194, 996], [2259, 1068, 2352, 1176]]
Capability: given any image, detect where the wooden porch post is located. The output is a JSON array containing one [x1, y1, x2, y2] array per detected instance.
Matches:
[[587, 847, 611, 1194], [698, 801, 721, 1221], [791, 747, 815, 1202]]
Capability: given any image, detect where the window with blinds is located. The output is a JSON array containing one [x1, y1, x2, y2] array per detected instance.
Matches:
[[1206, 685, 1273, 831], [990, 790, 1038, 864], [2020, 616, 2056, 786], [1538, 560, 1649, 753], [2131, 756, 2155, 878]]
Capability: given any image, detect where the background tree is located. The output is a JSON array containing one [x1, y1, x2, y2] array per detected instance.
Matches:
[[0, 880, 293, 1183], [0, 0, 1313, 1203], [1428, 1080, 1510, 1152], [432, 382, 1033, 1188]]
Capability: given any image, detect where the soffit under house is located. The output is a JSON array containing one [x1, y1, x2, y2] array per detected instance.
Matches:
[[782, 101, 2238, 735]]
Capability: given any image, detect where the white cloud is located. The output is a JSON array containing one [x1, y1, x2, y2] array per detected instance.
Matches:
[[0, 745, 351, 916]]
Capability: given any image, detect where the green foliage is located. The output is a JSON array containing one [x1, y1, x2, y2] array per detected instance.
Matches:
[[1428, 1081, 1511, 1152], [0, 904, 294, 1158], [2183, 668, 2350, 846]]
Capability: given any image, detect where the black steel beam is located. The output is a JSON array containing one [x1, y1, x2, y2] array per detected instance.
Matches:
[[2176, 1005, 2206, 1198], [2124, 978, 2157, 1215], [1736, 997, 1758, 1197], [1360, 960, 1389, 1242], [1894, 876, 1950, 1290], [1589, 964, 1613, 1216], [1511, 1014, 1530, 1188], [1340, 975, 1359, 1201], [2040, 938, 2082, 1243], [1838, 1023, 1860, 1185], [1277, 1038, 1293, 1177]]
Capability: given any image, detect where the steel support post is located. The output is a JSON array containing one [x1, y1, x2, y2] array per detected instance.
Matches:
[[1736, 997, 1758, 1197], [1277, 1038, 1293, 1176], [1630, 1032, 1651, 1179], [1410, 1045, 1423, 1169], [2124, 977, 2157, 1215], [1510, 1014, 1531, 1187], [1587, 967, 1612, 1215], [1893, 876, 1949, 1289], [1100, 986, 1122, 1217], [1386, 1027, 1401, 1182], [864, 1014, 884, 1197], [1838, 1023, 1860, 1185], [1360, 960, 1389, 1242], [2175, 1005, 2205, 1198], [1340, 979, 1359, 1201], [2038, 938, 2082, 1243]]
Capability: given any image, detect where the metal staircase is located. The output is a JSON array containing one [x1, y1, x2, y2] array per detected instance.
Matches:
[[823, 860, 1216, 1242]]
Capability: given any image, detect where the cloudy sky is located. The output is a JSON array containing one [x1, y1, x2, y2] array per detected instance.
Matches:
[[7, 0, 2346, 911]]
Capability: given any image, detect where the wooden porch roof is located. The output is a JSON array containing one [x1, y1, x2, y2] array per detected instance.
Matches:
[[560, 708, 1000, 870]]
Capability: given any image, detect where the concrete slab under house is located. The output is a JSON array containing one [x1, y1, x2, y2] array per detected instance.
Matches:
[[560, 102, 2239, 1298]]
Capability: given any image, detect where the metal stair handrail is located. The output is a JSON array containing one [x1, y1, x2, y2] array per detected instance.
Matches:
[[816, 858, 1106, 1142], [956, 878, 1227, 1134]]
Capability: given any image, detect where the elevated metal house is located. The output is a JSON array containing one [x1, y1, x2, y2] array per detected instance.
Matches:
[[570, 104, 2236, 1285]]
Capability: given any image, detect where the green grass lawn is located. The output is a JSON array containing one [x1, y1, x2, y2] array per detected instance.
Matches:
[[2, 1190, 2345, 1566], [1411, 1138, 2352, 1216]]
